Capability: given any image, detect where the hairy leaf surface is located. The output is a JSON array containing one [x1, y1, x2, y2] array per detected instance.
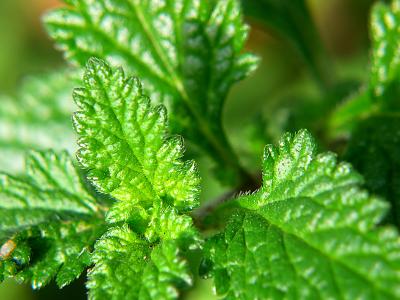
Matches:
[[73, 58, 200, 221], [74, 59, 201, 298], [45, 0, 258, 183], [0, 151, 107, 288], [87, 223, 197, 300], [205, 130, 400, 299]]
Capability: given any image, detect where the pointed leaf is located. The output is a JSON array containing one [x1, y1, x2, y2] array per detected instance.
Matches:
[[73, 58, 200, 223], [0, 151, 107, 288], [205, 130, 400, 299], [45, 0, 259, 183]]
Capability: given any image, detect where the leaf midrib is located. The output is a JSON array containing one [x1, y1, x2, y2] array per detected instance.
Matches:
[[240, 202, 395, 298], [121, 1, 244, 171], [89, 70, 158, 201]]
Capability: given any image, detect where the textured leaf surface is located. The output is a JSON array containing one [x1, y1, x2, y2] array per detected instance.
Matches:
[[205, 130, 400, 299], [74, 58, 200, 221], [0, 151, 107, 288], [370, 0, 400, 98], [45, 0, 258, 183], [74, 59, 202, 298], [87, 222, 197, 300], [0, 70, 78, 172]]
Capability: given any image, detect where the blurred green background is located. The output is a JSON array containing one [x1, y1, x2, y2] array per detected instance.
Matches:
[[0, 0, 376, 299]]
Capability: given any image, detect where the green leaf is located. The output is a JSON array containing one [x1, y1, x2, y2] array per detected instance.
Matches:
[[327, 1, 400, 230], [370, 0, 400, 99], [87, 222, 197, 300], [73, 58, 200, 223], [0, 150, 107, 288], [346, 115, 400, 228], [328, 0, 400, 138], [0, 70, 78, 172], [45, 0, 258, 184], [73, 59, 202, 299], [205, 130, 400, 299]]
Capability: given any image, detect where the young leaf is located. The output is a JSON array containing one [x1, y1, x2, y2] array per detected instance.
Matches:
[[0, 150, 107, 288], [205, 130, 400, 299], [0, 70, 78, 172], [45, 0, 259, 184], [73, 58, 200, 222], [73, 59, 202, 298], [87, 222, 197, 300]]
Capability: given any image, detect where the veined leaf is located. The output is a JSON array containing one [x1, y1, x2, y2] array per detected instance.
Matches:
[[370, 0, 400, 99], [242, 0, 330, 88], [45, 0, 259, 184], [73, 58, 200, 222], [73, 59, 202, 299], [0, 150, 107, 288], [205, 130, 400, 299], [87, 221, 197, 300], [0, 70, 78, 172]]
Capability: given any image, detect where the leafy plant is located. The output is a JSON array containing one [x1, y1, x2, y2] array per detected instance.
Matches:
[[1, 0, 400, 299]]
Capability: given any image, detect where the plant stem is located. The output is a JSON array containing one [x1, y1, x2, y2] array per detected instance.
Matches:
[[192, 173, 261, 228]]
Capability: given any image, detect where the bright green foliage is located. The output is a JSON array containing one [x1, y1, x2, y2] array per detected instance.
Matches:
[[370, 0, 400, 99], [87, 222, 197, 299], [73, 59, 201, 298], [2, 0, 400, 298], [73, 58, 200, 221], [0, 151, 107, 288], [205, 130, 400, 299], [1, 59, 203, 297], [45, 0, 259, 183], [0, 70, 78, 172]]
